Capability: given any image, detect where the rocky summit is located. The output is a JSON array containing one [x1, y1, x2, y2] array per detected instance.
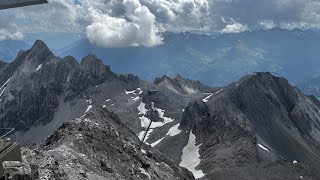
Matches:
[[6, 107, 194, 180], [1, 41, 320, 180]]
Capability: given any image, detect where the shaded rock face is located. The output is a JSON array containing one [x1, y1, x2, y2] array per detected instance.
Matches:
[[179, 72, 320, 179], [154, 75, 210, 94], [0, 40, 141, 138], [21, 108, 194, 180]]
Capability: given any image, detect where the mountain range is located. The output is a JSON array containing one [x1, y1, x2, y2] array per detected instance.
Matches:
[[1, 40, 320, 179], [56, 28, 320, 87], [3, 28, 320, 95]]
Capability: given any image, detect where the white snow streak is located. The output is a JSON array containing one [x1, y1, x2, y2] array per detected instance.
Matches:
[[138, 129, 153, 142], [0, 78, 11, 98], [166, 123, 181, 136], [141, 149, 146, 154], [106, 99, 111, 102], [216, 89, 223, 94], [85, 105, 92, 113], [180, 131, 205, 179], [36, 64, 43, 71], [150, 137, 165, 147], [149, 108, 175, 128], [0, 87, 6, 97], [202, 89, 223, 103], [138, 102, 147, 115], [0, 78, 10, 90], [293, 160, 298, 164], [125, 89, 136, 95], [136, 88, 143, 95], [133, 96, 140, 101], [258, 144, 270, 153], [202, 93, 213, 103], [139, 116, 150, 128]]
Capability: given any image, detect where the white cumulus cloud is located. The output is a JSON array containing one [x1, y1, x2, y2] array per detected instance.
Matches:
[[86, 0, 163, 47], [2, 0, 320, 45], [221, 22, 249, 33]]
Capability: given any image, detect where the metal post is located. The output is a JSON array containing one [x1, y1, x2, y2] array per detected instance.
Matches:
[[139, 102, 155, 149]]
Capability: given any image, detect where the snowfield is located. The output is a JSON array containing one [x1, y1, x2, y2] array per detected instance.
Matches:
[[166, 123, 181, 136], [137, 101, 177, 145], [180, 131, 205, 179]]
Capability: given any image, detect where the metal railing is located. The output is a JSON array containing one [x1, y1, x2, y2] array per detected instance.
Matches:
[[0, 129, 15, 154]]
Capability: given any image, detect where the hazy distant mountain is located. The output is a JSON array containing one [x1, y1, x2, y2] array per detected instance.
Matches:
[[59, 28, 320, 86], [298, 75, 320, 97], [0, 40, 30, 61]]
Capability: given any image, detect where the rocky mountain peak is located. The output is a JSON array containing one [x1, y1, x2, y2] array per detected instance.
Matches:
[[31, 40, 48, 50], [29, 40, 53, 57], [17, 107, 195, 180], [154, 74, 209, 94], [61, 55, 79, 67], [173, 74, 184, 81], [153, 75, 171, 85], [80, 54, 112, 77]]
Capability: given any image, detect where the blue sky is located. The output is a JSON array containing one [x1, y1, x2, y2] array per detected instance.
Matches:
[[1, 0, 320, 49]]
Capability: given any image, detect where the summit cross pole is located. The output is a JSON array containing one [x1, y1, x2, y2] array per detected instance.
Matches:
[[139, 102, 156, 149], [139, 89, 159, 149]]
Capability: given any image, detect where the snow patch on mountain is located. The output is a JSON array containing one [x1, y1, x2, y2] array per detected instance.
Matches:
[[258, 144, 270, 153], [138, 129, 153, 143], [36, 64, 43, 71], [137, 102, 176, 145], [125, 89, 136, 95], [136, 88, 143, 95], [0, 78, 11, 98], [150, 137, 165, 147], [0, 78, 10, 90], [202, 93, 213, 103], [85, 105, 92, 113], [138, 102, 147, 114], [202, 89, 223, 103], [180, 131, 205, 179], [216, 89, 223, 94], [0, 87, 6, 97], [166, 123, 181, 136]]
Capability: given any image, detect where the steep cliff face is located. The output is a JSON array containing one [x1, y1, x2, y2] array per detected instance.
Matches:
[[179, 72, 320, 179], [154, 75, 210, 94], [9, 107, 194, 180], [0, 40, 143, 144]]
